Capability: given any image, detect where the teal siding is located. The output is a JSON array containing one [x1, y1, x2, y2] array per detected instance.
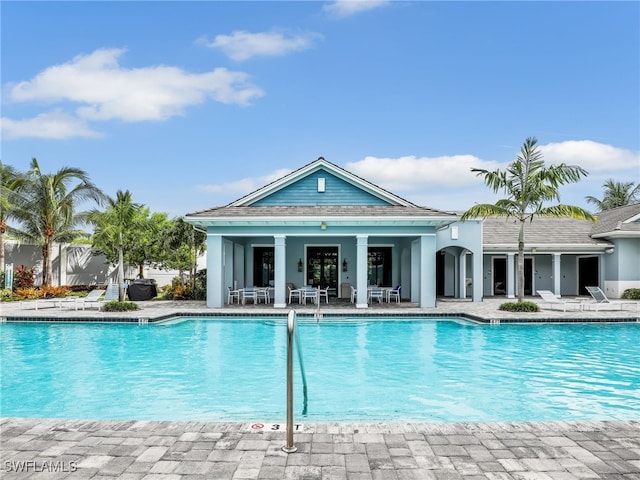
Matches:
[[252, 169, 392, 206]]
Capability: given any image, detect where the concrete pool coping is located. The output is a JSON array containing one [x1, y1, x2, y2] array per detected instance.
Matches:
[[2, 296, 640, 324], [2, 298, 639, 478]]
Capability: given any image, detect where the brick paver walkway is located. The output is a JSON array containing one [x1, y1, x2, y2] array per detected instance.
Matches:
[[2, 418, 639, 479]]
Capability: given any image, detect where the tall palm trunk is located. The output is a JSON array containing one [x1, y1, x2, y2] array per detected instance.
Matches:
[[0, 224, 5, 272], [117, 232, 125, 301]]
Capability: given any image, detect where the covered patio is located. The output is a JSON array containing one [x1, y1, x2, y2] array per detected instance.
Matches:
[[185, 158, 484, 309]]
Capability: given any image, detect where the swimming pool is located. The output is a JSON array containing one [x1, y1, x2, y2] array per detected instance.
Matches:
[[1, 318, 638, 422]]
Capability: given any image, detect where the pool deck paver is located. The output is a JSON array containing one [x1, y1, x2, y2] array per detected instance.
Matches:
[[2, 419, 639, 479], [1, 298, 639, 479]]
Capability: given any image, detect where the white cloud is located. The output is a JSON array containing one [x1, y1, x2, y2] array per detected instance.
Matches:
[[7, 48, 264, 123], [196, 140, 638, 210], [539, 140, 639, 172], [323, 0, 390, 18], [199, 30, 321, 62], [1, 110, 101, 140], [345, 155, 502, 193], [199, 168, 293, 197]]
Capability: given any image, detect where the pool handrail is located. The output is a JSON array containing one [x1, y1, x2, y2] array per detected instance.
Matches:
[[282, 310, 308, 453]]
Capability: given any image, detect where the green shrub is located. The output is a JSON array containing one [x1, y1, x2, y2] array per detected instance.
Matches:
[[499, 301, 540, 312], [193, 269, 207, 301], [101, 301, 139, 312], [1, 288, 15, 301], [621, 288, 640, 300]]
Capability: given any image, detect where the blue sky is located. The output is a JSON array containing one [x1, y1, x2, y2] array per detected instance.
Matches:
[[2, 1, 639, 217]]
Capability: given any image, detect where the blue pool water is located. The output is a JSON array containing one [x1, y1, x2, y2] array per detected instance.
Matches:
[[1, 318, 638, 422]]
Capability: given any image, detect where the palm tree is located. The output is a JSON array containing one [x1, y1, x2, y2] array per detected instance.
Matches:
[[12, 158, 105, 286], [88, 190, 141, 301], [0, 161, 26, 272], [461, 137, 596, 302], [585, 179, 640, 211]]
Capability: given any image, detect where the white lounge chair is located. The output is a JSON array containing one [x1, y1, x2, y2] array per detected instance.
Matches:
[[536, 290, 583, 312], [584, 286, 639, 311], [80, 284, 121, 310], [350, 285, 357, 303], [34, 297, 65, 310], [72, 289, 106, 310]]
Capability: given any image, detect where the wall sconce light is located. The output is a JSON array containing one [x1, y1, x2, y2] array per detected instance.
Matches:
[[320, 222, 327, 230], [298, 258, 303, 272], [342, 258, 348, 272]]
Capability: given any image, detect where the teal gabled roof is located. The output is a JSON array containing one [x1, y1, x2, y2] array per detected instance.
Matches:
[[228, 157, 418, 208], [186, 157, 458, 226]]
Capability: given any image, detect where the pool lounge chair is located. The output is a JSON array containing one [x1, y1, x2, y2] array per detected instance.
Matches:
[[34, 297, 65, 310], [584, 286, 639, 311], [72, 289, 107, 310], [79, 284, 121, 310], [536, 290, 583, 312]]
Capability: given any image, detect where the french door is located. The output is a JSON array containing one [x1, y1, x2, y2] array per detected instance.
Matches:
[[306, 247, 338, 291]]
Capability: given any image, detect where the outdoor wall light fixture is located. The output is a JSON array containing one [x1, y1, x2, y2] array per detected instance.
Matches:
[[342, 258, 348, 272], [320, 222, 327, 230], [298, 258, 303, 272]]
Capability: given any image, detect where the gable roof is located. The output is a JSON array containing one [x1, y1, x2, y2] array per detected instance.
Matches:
[[590, 203, 640, 238], [228, 157, 420, 208], [186, 157, 459, 227]]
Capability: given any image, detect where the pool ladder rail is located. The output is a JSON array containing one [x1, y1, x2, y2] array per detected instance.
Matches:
[[282, 310, 308, 453]]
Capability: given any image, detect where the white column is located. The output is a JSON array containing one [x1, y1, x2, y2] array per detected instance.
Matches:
[[420, 234, 436, 307], [274, 235, 286, 308], [356, 235, 368, 309], [472, 250, 483, 302], [506, 253, 515, 298], [207, 234, 224, 308], [458, 250, 467, 299], [552, 253, 561, 296]]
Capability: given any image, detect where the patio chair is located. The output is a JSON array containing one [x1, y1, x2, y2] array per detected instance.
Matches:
[[256, 287, 270, 304], [536, 290, 582, 312], [241, 287, 257, 305], [584, 286, 639, 311], [302, 286, 318, 305], [318, 287, 329, 304], [368, 287, 384, 304], [387, 285, 401, 303], [288, 285, 302, 304], [227, 286, 240, 304], [350, 285, 357, 303]]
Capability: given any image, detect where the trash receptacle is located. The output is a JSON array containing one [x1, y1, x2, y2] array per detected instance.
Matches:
[[341, 283, 351, 299], [127, 279, 158, 301]]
